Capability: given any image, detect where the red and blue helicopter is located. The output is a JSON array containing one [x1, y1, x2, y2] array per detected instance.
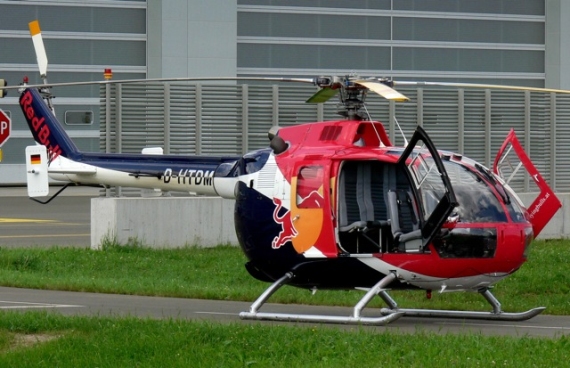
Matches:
[[1, 20, 565, 325]]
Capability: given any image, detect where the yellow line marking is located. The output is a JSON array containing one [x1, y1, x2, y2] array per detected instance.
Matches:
[[0, 218, 57, 223], [0, 234, 90, 239]]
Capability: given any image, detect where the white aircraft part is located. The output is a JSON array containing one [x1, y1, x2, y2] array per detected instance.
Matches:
[[140, 147, 163, 197], [303, 246, 326, 258], [358, 257, 508, 291], [40, 153, 219, 195], [141, 147, 163, 155], [213, 177, 238, 199], [48, 155, 97, 175], [265, 154, 291, 208], [62, 167, 218, 195], [29, 21, 48, 77], [25, 145, 49, 197]]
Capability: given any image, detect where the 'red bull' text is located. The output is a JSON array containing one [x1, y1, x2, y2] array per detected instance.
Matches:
[[20, 91, 62, 161]]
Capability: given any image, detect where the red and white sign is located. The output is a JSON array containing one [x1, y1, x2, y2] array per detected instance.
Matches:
[[0, 109, 10, 147]]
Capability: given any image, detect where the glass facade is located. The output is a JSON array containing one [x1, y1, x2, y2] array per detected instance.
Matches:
[[0, 0, 146, 168], [237, 1, 545, 85], [0, 0, 556, 183]]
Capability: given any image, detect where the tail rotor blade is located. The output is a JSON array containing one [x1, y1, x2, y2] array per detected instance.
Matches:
[[28, 20, 48, 78]]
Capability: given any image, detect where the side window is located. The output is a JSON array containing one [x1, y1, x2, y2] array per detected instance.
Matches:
[[296, 166, 323, 208], [65, 110, 93, 125], [397, 126, 457, 249]]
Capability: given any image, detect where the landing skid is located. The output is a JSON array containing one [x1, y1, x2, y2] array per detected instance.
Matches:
[[379, 288, 546, 321], [239, 272, 404, 325], [239, 272, 545, 325]]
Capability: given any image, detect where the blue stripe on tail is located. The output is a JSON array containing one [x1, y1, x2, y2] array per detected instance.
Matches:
[[19, 88, 80, 161]]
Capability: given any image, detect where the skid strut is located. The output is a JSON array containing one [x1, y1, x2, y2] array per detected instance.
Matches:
[[239, 272, 404, 325], [379, 287, 545, 321], [240, 274, 545, 326]]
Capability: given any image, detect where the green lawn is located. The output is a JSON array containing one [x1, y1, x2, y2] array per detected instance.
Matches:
[[0, 239, 568, 366], [0, 239, 567, 314], [0, 311, 568, 367]]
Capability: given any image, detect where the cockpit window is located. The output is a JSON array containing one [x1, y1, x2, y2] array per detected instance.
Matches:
[[296, 166, 323, 208], [443, 161, 507, 223]]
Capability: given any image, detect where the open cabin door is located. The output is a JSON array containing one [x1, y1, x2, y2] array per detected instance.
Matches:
[[396, 126, 458, 250], [493, 129, 561, 237]]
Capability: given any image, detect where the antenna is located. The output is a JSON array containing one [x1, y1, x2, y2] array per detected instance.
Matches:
[[394, 116, 408, 147]]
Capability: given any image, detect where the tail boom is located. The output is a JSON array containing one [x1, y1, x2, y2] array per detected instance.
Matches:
[[20, 87, 240, 198]]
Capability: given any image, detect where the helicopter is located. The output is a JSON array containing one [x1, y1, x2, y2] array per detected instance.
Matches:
[[1, 20, 565, 326]]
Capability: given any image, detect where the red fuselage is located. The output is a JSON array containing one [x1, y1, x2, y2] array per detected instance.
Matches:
[[237, 120, 537, 291]]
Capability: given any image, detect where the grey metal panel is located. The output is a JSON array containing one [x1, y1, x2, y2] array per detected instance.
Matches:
[[237, 2, 546, 86], [238, 12, 391, 39], [238, 44, 393, 70], [238, 0, 392, 10], [169, 84, 197, 155], [554, 94, 570, 191], [0, 4, 145, 33], [200, 85, 243, 155], [393, 48, 544, 73], [394, 17, 544, 44], [100, 80, 570, 193], [420, 88, 461, 153], [393, 0, 544, 15], [37, 39, 146, 66], [247, 85, 277, 150]]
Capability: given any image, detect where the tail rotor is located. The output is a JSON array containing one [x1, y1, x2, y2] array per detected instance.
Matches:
[[28, 20, 54, 113]]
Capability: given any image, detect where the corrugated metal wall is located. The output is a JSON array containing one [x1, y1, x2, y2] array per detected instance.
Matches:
[[100, 82, 568, 193]]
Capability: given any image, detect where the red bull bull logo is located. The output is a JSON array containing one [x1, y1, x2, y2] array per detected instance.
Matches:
[[271, 197, 298, 249], [271, 191, 326, 251]]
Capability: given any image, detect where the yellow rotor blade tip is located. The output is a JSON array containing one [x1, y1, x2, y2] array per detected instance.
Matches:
[[29, 20, 41, 36]]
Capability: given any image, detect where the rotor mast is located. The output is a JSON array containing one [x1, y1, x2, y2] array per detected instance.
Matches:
[[308, 76, 409, 120]]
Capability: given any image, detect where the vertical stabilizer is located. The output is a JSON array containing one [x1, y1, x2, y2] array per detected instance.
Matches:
[[19, 88, 80, 161]]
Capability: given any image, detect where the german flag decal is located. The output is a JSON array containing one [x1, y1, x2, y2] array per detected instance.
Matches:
[[30, 154, 41, 165]]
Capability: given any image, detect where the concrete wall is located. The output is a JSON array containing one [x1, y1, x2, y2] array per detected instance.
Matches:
[[91, 197, 237, 249], [147, 0, 237, 79], [91, 193, 570, 250], [546, 0, 570, 89]]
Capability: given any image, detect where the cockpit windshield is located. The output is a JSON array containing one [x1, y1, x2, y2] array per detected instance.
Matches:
[[443, 161, 507, 223]]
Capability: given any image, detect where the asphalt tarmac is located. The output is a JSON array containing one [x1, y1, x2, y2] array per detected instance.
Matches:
[[0, 186, 95, 247], [1, 286, 570, 337], [1, 186, 570, 337]]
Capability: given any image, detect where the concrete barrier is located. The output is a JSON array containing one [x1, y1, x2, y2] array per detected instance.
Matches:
[[90, 193, 568, 249], [91, 196, 237, 249]]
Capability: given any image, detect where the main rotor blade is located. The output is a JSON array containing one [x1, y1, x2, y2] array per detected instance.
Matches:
[[305, 87, 339, 103], [395, 81, 570, 95], [355, 80, 409, 102], [0, 77, 315, 92], [29, 20, 48, 78]]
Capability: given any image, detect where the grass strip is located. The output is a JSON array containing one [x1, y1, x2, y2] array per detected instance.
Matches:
[[0, 239, 567, 314], [0, 311, 568, 367]]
